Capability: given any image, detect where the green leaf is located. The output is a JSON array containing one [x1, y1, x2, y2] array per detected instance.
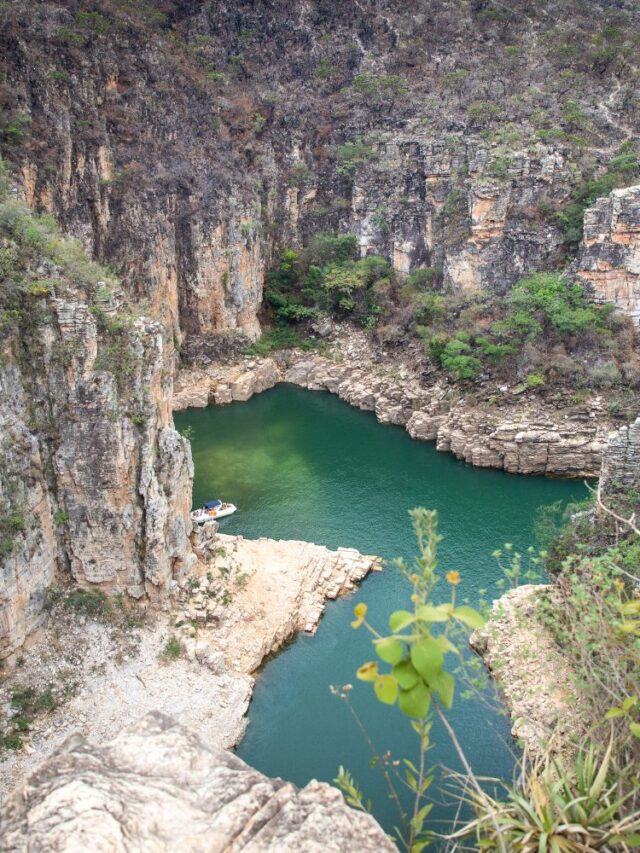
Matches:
[[398, 682, 431, 718], [630, 722, 640, 739], [431, 670, 455, 709], [375, 637, 404, 665], [393, 660, 420, 689], [374, 674, 398, 705], [415, 604, 450, 623], [622, 696, 638, 711], [452, 605, 485, 630], [357, 661, 379, 682], [389, 610, 415, 632], [436, 635, 458, 655], [411, 637, 444, 683], [605, 707, 624, 719]]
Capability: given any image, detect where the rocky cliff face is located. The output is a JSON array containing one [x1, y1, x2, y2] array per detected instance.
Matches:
[[574, 186, 640, 323], [600, 415, 640, 494], [2, 0, 639, 346], [1, 711, 395, 852], [0, 196, 194, 661]]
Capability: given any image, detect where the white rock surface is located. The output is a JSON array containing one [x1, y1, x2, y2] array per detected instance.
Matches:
[[1, 712, 396, 852]]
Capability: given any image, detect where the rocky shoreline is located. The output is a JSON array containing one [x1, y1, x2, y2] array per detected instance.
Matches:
[[174, 330, 608, 479], [471, 585, 586, 762], [0, 526, 379, 802]]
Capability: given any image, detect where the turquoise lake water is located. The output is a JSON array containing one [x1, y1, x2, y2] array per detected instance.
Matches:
[[174, 385, 587, 838]]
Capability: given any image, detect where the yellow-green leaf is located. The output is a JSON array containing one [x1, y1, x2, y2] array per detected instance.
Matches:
[[452, 605, 485, 630], [393, 660, 420, 690], [357, 661, 379, 682], [436, 635, 458, 655], [605, 707, 624, 720], [374, 674, 398, 705], [389, 609, 415, 632], [431, 670, 455, 709], [411, 637, 444, 684], [630, 722, 640, 739], [375, 637, 404, 665], [398, 682, 431, 718], [416, 604, 450, 623]]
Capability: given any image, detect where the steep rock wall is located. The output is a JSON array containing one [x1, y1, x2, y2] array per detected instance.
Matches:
[[0, 286, 194, 661], [574, 185, 640, 323], [2, 0, 639, 347]]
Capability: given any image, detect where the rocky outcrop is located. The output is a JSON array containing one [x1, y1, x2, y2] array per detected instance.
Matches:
[[574, 185, 640, 323], [174, 340, 609, 478], [0, 527, 379, 798], [173, 359, 280, 410], [471, 585, 586, 760], [173, 532, 381, 673], [1, 712, 394, 852], [600, 415, 640, 494], [0, 287, 195, 661]]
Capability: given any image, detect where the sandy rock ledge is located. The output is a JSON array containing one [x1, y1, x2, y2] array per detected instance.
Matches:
[[0, 529, 380, 803]]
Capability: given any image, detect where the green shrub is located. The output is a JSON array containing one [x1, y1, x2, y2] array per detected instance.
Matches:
[[525, 371, 545, 388], [62, 588, 112, 619], [244, 327, 322, 356], [161, 635, 181, 661], [556, 144, 640, 252], [334, 141, 375, 175]]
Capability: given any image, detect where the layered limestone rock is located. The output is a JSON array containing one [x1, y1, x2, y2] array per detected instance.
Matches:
[[1, 290, 194, 660], [471, 585, 586, 760], [0, 364, 57, 660], [1, 712, 394, 852], [574, 185, 640, 323], [173, 359, 280, 410], [600, 415, 640, 493], [175, 341, 609, 478], [173, 532, 381, 673]]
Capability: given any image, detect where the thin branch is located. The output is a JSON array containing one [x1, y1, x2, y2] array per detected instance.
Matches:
[[584, 479, 640, 583]]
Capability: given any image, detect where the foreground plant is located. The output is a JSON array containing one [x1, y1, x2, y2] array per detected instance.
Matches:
[[334, 509, 485, 851], [450, 737, 640, 851]]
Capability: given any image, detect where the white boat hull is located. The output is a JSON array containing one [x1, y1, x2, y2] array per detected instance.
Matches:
[[191, 503, 237, 524]]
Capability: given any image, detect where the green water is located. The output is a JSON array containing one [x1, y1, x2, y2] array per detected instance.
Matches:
[[174, 385, 587, 836]]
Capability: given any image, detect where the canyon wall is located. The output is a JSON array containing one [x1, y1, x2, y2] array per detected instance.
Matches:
[[574, 186, 640, 323], [2, 1, 638, 349], [0, 222, 194, 660]]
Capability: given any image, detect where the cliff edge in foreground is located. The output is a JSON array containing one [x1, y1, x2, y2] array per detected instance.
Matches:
[[1, 712, 395, 852]]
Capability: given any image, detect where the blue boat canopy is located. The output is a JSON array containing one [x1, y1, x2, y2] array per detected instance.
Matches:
[[203, 499, 222, 510]]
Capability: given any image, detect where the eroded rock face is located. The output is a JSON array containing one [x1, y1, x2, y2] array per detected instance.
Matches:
[[470, 585, 586, 761], [1, 712, 395, 852], [173, 359, 280, 410], [174, 532, 381, 674], [0, 291, 194, 660], [600, 415, 640, 494], [574, 185, 640, 323]]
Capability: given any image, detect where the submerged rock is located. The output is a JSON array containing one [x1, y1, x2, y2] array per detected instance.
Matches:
[[1, 712, 395, 852]]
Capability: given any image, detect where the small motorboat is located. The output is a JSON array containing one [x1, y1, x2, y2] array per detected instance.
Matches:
[[191, 499, 237, 524]]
